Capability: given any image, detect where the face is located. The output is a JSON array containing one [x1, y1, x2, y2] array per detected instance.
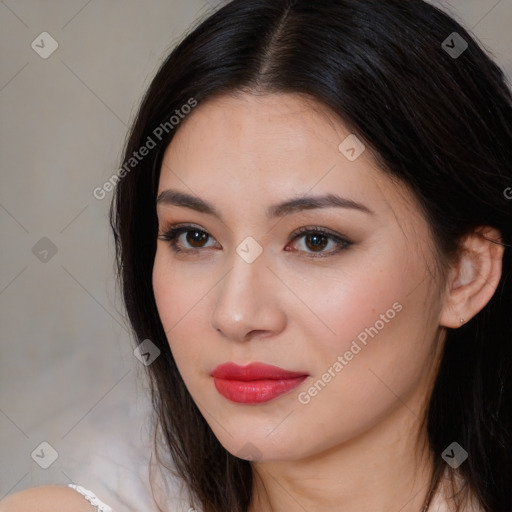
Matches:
[[152, 92, 445, 461]]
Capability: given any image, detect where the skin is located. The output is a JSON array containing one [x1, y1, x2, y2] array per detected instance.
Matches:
[[152, 92, 503, 512], [0, 94, 501, 512], [0, 485, 95, 511]]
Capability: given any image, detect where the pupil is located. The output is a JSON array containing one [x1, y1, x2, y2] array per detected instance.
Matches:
[[187, 230, 208, 247], [306, 233, 327, 251]]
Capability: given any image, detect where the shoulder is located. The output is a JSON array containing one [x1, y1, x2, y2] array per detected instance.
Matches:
[[0, 485, 98, 512]]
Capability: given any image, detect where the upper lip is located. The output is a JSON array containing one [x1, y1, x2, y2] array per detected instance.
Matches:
[[211, 362, 308, 381]]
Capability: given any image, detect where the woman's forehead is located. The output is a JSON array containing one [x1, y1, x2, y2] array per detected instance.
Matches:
[[157, 93, 431, 256]]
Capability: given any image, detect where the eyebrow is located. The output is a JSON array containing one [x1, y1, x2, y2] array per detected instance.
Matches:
[[156, 189, 374, 220]]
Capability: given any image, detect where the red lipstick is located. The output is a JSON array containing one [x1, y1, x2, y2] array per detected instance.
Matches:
[[211, 362, 308, 404]]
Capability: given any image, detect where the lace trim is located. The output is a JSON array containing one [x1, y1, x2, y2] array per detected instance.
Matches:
[[67, 484, 113, 512]]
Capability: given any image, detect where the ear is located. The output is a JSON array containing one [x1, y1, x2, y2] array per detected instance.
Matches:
[[439, 226, 504, 328]]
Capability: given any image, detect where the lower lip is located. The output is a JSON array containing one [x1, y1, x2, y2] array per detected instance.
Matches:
[[213, 376, 308, 404]]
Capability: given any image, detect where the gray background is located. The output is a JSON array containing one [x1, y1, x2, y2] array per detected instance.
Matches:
[[1, 0, 511, 508]]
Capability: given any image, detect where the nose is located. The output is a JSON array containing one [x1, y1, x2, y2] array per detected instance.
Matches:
[[210, 249, 286, 343]]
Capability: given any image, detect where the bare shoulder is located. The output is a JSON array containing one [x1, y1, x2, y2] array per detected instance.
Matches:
[[0, 485, 97, 512]]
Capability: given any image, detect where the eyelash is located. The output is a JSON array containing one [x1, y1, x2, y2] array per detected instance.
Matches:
[[157, 224, 352, 259]]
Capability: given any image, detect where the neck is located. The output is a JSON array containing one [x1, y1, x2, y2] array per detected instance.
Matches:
[[248, 401, 436, 512]]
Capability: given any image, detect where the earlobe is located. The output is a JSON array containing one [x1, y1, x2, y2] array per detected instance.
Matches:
[[439, 227, 504, 329]]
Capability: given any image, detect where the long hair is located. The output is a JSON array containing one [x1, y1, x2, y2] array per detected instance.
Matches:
[[110, 1, 512, 510]]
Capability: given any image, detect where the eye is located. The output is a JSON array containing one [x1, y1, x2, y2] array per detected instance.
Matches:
[[287, 226, 352, 258], [157, 224, 218, 254], [157, 224, 352, 258]]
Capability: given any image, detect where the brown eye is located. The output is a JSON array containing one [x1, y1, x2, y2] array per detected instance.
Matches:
[[157, 225, 217, 253], [288, 227, 352, 258], [304, 233, 329, 252], [186, 230, 209, 248], [159, 224, 351, 258]]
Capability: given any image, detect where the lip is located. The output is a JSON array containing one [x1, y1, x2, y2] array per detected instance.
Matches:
[[211, 362, 308, 404]]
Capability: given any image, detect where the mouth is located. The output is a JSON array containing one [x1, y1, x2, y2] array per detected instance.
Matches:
[[211, 362, 309, 404]]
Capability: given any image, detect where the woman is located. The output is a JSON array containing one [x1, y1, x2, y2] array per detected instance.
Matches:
[[3, 0, 511, 511]]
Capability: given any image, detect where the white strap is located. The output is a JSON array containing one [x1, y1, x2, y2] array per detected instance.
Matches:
[[67, 484, 113, 512]]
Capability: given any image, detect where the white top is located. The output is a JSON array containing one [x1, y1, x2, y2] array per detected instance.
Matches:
[[67, 482, 483, 512], [68, 485, 113, 512], [61, 381, 199, 512], [59, 376, 482, 512]]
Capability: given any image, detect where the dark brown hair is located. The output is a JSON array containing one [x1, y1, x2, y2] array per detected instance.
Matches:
[[110, 1, 512, 510]]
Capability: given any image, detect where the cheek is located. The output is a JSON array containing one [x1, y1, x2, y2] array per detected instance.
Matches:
[[153, 235, 433, 376], [291, 241, 437, 410], [151, 238, 439, 460], [296, 244, 422, 360], [153, 248, 213, 322], [152, 250, 214, 369]]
